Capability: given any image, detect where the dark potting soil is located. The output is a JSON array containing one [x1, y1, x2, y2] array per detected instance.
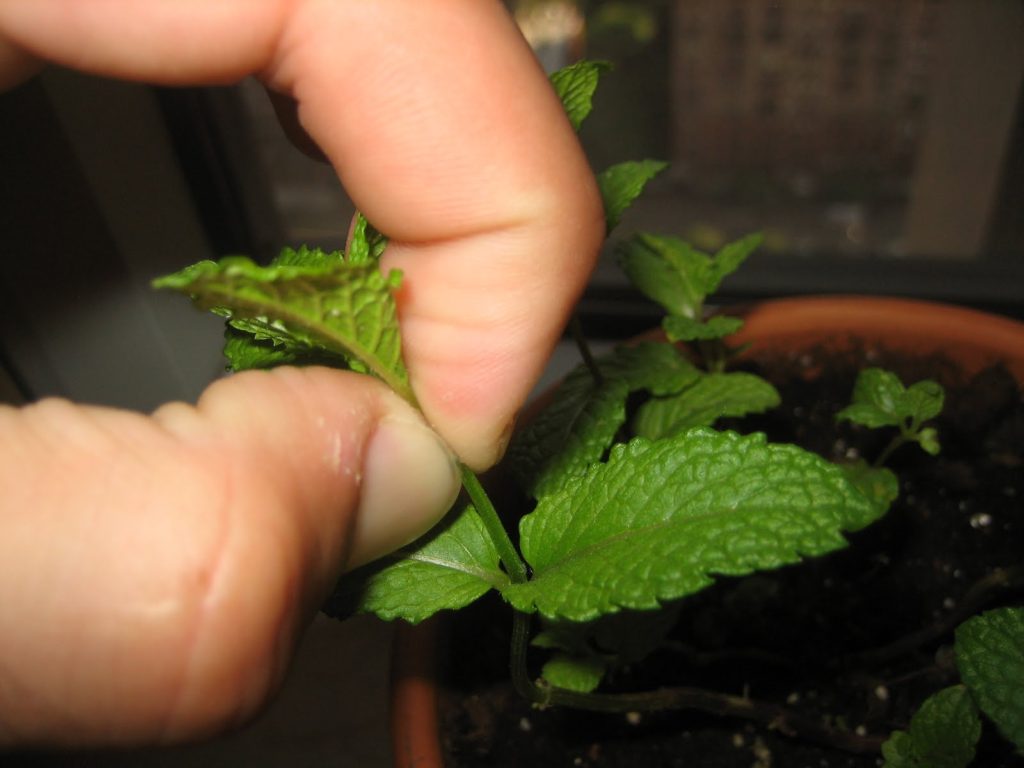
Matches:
[[436, 345, 1024, 768]]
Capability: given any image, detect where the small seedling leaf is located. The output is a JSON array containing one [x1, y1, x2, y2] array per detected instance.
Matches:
[[597, 159, 668, 233], [881, 686, 981, 768], [153, 256, 412, 402], [325, 503, 508, 624], [509, 342, 699, 498], [955, 606, 1024, 750], [903, 379, 945, 423], [837, 368, 944, 430], [503, 429, 881, 621], [633, 372, 780, 439], [549, 60, 613, 131]]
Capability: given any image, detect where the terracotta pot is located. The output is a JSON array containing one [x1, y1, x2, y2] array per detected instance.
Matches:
[[389, 295, 1024, 768]]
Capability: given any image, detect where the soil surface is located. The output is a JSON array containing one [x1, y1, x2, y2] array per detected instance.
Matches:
[[436, 344, 1024, 768]]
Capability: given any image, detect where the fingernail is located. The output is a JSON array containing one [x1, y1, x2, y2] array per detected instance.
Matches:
[[347, 413, 461, 570]]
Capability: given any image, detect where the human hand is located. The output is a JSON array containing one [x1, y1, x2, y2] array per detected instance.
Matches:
[[0, 0, 603, 747]]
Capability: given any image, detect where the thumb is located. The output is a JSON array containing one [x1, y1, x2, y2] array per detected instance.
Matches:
[[0, 366, 459, 746]]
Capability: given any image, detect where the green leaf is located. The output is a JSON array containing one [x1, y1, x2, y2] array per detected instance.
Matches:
[[632, 372, 780, 439], [153, 256, 413, 402], [597, 159, 668, 233], [223, 327, 342, 372], [838, 461, 899, 514], [955, 606, 1024, 750], [549, 60, 613, 131], [348, 212, 388, 265], [502, 429, 882, 621], [662, 314, 744, 343], [540, 653, 606, 694], [881, 686, 981, 768], [904, 380, 945, 422], [837, 368, 945, 430], [616, 233, 709, 318], [508, 342, 700, 498], [271, 243, 345, 268], [917, 427, 941, 456], [325, 503, 508, 624], [707, 233, 762, 293]]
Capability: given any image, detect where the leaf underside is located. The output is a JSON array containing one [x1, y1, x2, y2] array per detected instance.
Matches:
[[503, 428, 881, 621], [325, 503, 508, 624], [153, 255, 412, 401]]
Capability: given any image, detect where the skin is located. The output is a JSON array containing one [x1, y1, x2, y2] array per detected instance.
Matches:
[[0, 0, 604, 748]]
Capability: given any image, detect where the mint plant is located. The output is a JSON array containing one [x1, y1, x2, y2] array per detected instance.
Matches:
[[157, 60, 1006, 757], [881, 606, 1024, 767]]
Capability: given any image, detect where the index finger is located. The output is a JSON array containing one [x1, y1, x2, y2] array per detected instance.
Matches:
[[0, 0, 605, 469]]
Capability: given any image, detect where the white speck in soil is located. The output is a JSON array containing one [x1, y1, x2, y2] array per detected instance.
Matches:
[[943, 597, 956, 610], [855, 725, 867, 737], [786, 691, 801, 704], [969, 512, 993, 529], [732, 732, 746, 748], [958, 500, 970, 512], [874, 685, 890, 701], [518, 717, 531, 732], [625, 711, 642, 726], [953, 568, 964, 579]]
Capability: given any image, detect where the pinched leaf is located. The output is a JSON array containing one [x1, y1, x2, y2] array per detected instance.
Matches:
[[508, 342, 699, 498], [632, 372, 780, 439], [502, 429, 881, 621], [955, 606, 1024, 749], [325, 503, 508, 624], [662, 314, 744, 343], [549, 60, 613, 131], [272, 243, 345, 268], [597, 159, 668, 233], [837, 368, 945, 429], [881, 686, 981, 768], [223, 327, 332, 371], [153, 256, 412, 402]]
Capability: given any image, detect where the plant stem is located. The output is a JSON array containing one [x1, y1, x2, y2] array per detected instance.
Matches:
[[873, 431, 907, 468], [460, 465, 529, 584], [841, 565, 1024, 668], [510, 610, 546, 705], [508, 611, 882, 755], [570, 314, 604, 387], [533, 683, 884, 755]]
